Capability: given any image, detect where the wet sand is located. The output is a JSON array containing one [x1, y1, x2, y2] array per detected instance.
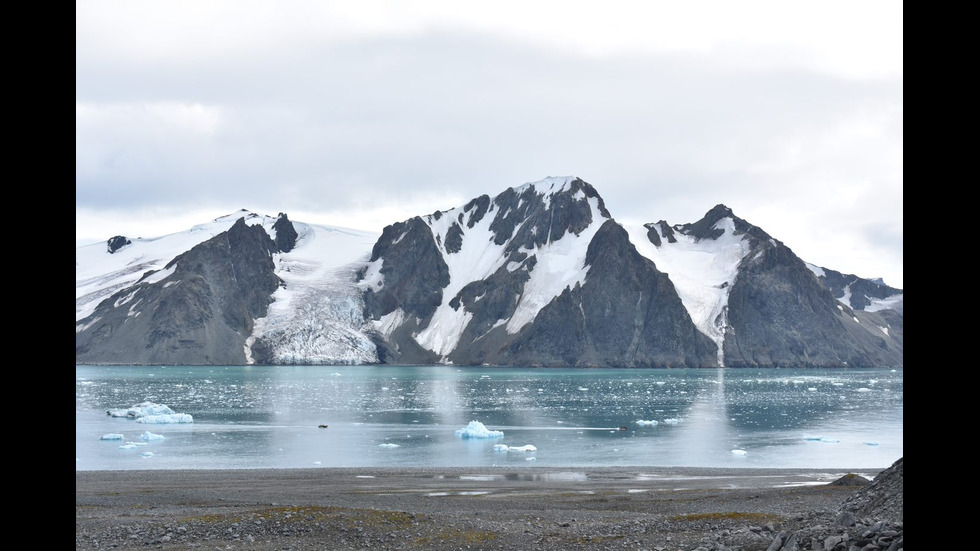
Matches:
[[76, 466, 882, 550]]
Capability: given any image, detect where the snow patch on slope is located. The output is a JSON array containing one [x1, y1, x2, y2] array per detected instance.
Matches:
[[627, 217, 751, 367], [413, 198, 517, 357], [506, 197, 605, 334]]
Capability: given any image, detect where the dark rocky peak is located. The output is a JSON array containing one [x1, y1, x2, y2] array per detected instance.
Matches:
[[164, 217, 276, 271], [814, 265, 903, 311], [642, 221, 676, 247], [107, 235, 131, 254], [272, 212, 298, 253], [484, 177, 611, 252], [674, 204, 771, 244]]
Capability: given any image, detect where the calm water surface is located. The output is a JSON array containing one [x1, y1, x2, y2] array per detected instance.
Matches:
[[75, 365, 902, 471]]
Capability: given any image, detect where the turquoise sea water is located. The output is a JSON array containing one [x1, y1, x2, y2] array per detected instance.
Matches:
[[75, 365, 902, 471]]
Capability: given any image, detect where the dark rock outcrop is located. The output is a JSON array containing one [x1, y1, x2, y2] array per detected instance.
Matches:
[[271, 212, 298, 253], [106, 235, 131, 254], [76, 218, 282, 365], [764, 457, 903, 551]]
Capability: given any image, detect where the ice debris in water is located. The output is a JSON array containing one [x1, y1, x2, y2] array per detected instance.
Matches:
[[378, 443, 400, 448], [493, 444, 536, 452], [454, 420, 504, 439], [140, 431, 165, 441], [106, 401, 194, 424], [100, 433, 124, 441], [731, 449, 747, 456], [635, 420, 659, 427]]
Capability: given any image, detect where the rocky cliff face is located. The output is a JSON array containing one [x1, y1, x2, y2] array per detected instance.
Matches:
[[75, 218, 283, 365]]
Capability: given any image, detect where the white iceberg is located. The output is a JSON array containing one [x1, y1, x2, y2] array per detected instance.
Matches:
[[731, 449, 747, 456], [378, 443, 400, 448], [140, 431, 165, 441], [107, 401, 175, 418], [454, 420, 504, 439], [635, 420, 659, 427], [100, 433, 124, 441], [663, 418, 680, 425], [107, 401, 194, 424]]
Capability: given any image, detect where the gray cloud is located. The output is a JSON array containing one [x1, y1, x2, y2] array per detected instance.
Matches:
[[76, 8, 903, 288]]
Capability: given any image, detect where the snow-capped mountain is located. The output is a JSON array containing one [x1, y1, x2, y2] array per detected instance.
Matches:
[[76, 210, 379, 365], [357, 176, 716, 367], [627, 204, 903, 367], [75, 177, 903, 367]]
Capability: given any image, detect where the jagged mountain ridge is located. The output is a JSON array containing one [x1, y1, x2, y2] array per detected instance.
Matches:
[[75, 177, 903, 367]]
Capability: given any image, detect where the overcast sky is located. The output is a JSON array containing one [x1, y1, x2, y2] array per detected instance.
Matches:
[[76, 1, 903, 288]]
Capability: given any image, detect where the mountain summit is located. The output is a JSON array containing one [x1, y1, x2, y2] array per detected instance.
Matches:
[[76, 177, 903, 367]]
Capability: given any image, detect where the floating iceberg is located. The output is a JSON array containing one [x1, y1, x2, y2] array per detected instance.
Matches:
[[140, 431, 165, 441], [107, 401, 194, 424], [100, 433, 124, 441], [662, 418, 680, 425], [635, 420, 659, 427], [731, 449, 747, 456], [378, 443, 400, 448], [454, 420, 504, 439], [107, 401, 175, 418]]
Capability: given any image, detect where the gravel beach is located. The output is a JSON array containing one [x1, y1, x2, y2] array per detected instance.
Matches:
[[76, 462, 903, 550]]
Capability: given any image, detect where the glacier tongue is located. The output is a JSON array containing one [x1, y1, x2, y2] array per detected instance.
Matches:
[[248, 222, 381, 364]]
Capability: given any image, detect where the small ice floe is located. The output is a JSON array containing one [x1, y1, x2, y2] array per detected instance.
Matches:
[[857, 388, 872, 392], [863, 441, 879, 446], [378, 443, 400, 448], [492, 444, 536, 452], [663, 418, 680, 425], [525, 456, 536, 461], [107, 401, 194, 424], [140, 451, 154, 458], [454, 421, 504, 439], [100, 433, 124, 441], [635, 420, 659, 427], [140, 431, 165, 441], [731, 449, 747, 456]]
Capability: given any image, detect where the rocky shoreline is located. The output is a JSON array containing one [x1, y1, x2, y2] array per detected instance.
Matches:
[[76, 459, 902, 550]]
